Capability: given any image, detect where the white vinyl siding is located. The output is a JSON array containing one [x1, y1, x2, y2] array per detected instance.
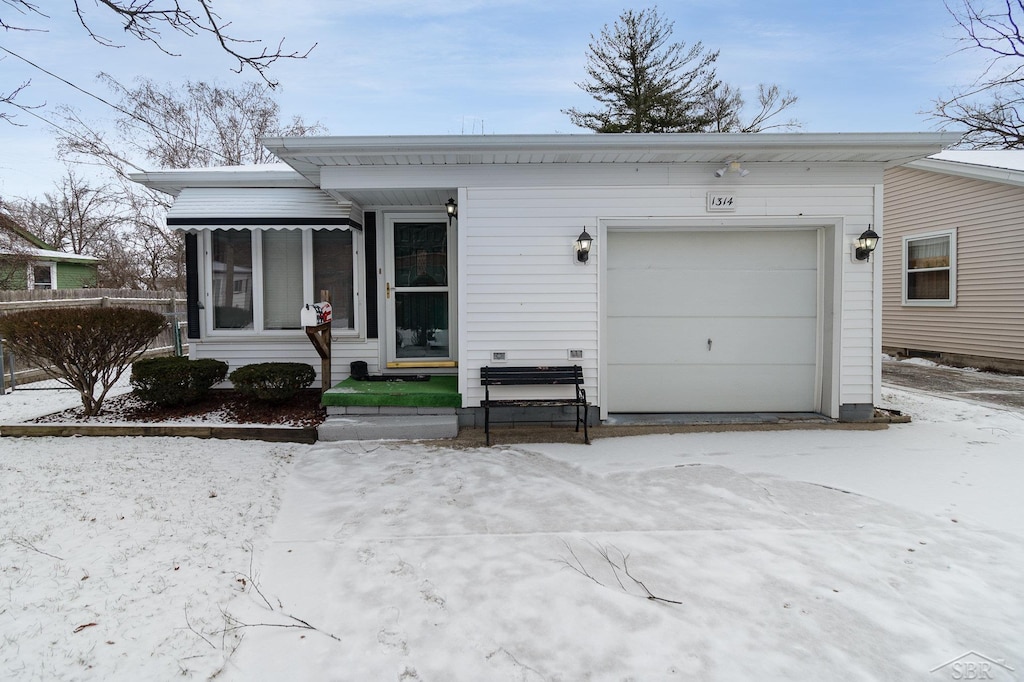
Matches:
[[883, 166, 1024, 363], [188, 338, 382, 388], [458, 178, 879, 415]]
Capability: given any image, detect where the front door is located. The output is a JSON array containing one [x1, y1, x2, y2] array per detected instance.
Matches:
[[384, 215, 455, 367]]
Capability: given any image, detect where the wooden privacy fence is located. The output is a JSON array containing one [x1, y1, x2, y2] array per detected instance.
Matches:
[[0, 289, 187, 389]]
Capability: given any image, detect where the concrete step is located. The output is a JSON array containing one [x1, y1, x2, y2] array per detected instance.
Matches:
[[317, 414, 459, 441]]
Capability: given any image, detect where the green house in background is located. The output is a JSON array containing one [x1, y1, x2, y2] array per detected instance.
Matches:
[[0, 213, 100, 290]]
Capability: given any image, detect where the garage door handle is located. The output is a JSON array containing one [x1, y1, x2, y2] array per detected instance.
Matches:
[[707, 338, 712, 351]]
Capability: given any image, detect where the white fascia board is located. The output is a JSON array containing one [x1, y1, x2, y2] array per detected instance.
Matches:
[[129, 164, 313, 197], [263, 131, 961, 165], [905, 156, 1024, 188]]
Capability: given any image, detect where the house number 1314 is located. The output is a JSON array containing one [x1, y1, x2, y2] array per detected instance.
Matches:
[[707, 192, 736, 212]]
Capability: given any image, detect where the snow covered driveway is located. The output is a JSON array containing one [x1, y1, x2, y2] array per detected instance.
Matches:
[[220, 389, 1024, 681]]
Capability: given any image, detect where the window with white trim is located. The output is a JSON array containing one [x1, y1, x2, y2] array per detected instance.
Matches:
[[903, 229, 956, 305], [30, 262, 56, 290], [208, 228, 358, 333]]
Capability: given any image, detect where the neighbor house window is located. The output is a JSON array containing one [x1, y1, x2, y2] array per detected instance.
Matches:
[[30, 262, 56, 290], [903, 229, 956, 306], [208, 228, 358, 333]]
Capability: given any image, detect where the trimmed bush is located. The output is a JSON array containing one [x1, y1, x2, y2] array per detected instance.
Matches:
[[131, 356, 228, 407], [229, 362, 316, 404], [0, 306, 166, 415]]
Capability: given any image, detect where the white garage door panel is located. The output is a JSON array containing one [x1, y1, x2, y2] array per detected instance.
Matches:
[[607, 270, 818, 318], [607, 317, 818, 365], [606, 229, 819, 413], [613, 230, 817, 269], [607, 365, 818, 412]]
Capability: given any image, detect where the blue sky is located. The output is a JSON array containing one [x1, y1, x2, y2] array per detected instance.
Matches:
[[0, 0, 984, 200]]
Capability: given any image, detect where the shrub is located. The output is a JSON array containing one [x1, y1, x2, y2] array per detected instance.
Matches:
[[229, 362, 316, 404], [131, 356, 228, 407], [0, 306, 166, 415]]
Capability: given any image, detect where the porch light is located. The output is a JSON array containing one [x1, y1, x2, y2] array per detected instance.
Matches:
[[855, 227, 880, 261], [714, 160, 750, 178], [575, 229, 593, 263], [445, 197, 458, 225]]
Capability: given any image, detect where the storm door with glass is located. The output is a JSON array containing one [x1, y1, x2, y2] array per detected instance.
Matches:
[[384, 217, 454, 366]]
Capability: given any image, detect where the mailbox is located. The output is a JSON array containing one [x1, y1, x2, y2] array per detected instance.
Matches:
[[301, 301, 333, 327]]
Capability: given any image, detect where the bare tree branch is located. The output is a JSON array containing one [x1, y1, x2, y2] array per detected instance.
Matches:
[[934, 1, 1024, 147], [2, 0, 314, 111], [0, 78, 36, 125]]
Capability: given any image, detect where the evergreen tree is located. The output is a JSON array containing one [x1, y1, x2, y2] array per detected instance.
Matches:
[[562, 7, 720, 133]]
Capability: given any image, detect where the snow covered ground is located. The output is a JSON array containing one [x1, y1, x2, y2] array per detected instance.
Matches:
[[1, 382, 1022, 680]]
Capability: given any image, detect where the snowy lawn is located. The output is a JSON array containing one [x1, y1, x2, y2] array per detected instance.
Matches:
[[2, 385, 1022, 680]]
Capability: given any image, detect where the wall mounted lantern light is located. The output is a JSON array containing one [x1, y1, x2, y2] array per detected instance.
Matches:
[[445, 197, 458, 225], [714, 160, 750, 178], [855, 227, 880, 261], [575, 229, 593, 263]]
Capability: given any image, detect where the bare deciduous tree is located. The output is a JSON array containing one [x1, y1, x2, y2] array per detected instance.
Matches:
[[737, 83, 801, 133], [702, 83, 743, 133], [50, 77, 325, 289], [59, 75, 326, 173], [3, 171, 147, 287], [11, 171, 123, 255], [934, 0, 1024, 147]]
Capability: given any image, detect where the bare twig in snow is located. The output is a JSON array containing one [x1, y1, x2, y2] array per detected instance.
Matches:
[[556, 540, 683, 605], [9, 537, 64, 562], [219, 609, 341, 642], [214, 544, 342, 643]]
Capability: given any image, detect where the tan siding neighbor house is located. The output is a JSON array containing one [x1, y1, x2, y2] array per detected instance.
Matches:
[[883, 151, 1024, 372]]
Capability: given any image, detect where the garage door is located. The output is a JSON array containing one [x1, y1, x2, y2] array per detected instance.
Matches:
[[606, 229, 819, 413]]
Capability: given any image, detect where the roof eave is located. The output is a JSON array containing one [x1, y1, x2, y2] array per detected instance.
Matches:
[[262, 131, 962, 165], [129, 167, 314, 197], [905, 156, 1024, 187]]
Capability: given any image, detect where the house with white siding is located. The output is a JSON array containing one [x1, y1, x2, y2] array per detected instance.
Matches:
[[883, 150, 1024, 373], [132, 132, 955, 434]]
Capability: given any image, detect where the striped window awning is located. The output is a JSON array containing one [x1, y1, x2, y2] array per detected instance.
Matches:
[[166, 187, 362, 231]]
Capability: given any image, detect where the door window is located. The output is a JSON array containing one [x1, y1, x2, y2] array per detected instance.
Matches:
[[389, 220, 452, 360]]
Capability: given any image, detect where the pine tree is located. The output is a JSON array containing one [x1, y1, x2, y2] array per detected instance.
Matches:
[[562, 7, 720, 133]]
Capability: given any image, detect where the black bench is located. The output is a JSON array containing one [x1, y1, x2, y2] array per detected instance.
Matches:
[[480, 365, 590, 445]]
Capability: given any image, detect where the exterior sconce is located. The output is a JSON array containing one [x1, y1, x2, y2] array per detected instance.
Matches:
[[575, 229, 593, 263], [714, 161, 750, 178], [855, 227, 880, 261], [445, 197, 458, 225]]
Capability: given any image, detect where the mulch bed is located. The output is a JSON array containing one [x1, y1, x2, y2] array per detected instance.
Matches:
[[28, 389, 327, 428]]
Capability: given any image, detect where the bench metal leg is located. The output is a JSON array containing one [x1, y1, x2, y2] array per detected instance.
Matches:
[[484, 404, 491, 446], [577, 403, 590, 444]]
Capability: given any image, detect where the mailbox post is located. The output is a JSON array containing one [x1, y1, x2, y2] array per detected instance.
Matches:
[[302, 301, 333, 394]]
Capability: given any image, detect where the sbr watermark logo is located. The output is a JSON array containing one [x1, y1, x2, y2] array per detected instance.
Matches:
[[931, 651, 1015, 680]]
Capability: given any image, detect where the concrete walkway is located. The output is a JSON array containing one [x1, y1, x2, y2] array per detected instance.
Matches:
[[882, 359, 1024, 411]]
